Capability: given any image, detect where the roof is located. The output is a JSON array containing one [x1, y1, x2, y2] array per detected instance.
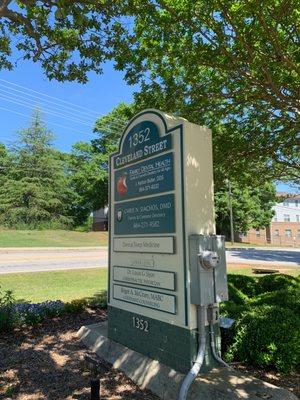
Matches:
[[276, 192, 300, 200]]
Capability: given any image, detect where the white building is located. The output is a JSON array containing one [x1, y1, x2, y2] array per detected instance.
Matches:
[[272, 193, 300, 223]]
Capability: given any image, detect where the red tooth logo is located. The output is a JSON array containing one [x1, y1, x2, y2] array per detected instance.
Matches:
[[117, 174, 128, 196]]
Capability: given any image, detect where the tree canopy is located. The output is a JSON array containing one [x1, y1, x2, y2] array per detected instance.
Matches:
[[1, 1, 297, 183]]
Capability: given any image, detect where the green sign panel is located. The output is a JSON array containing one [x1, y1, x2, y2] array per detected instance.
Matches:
[[113, 120, 172, 169], [114, 152, 174, 202], [114, 194, 175, 235]]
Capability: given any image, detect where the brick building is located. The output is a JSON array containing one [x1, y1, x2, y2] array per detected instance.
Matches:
[[237, 193, 300, 246], [92, 207, 108, 231]]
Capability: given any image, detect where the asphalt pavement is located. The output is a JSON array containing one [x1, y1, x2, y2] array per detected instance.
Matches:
[[0, 246, 299, 274], [0, 247, 108, 274], [226, 247, 300, 266]]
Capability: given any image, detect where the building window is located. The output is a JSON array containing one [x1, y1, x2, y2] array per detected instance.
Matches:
[[283, 200, 289, 206], [255, 230, 260, 237], [296, 215, 300, 222], [284, 214, 290, 222], [274, 230, 279, 236], [295, 200, 299, 207], [285, 229, 292, 237], [298, 229, 300, 237]]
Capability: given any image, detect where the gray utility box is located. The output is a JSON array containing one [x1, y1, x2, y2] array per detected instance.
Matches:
[[189, 234, 228, 306]]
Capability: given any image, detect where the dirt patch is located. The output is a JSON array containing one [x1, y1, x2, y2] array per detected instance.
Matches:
[[232, 363, 300, 399], [0, 310, 158, 400], [0, 311, 298, 399]]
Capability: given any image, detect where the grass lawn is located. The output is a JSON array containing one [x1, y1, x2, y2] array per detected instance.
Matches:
[[1, 265, 297, 304], [0, 229, 108, 247], [227, 264, 299, 277], [0, 268, 108, 302]]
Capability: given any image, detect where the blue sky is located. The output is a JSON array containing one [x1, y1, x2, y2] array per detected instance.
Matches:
[[0, 57, 296, 193], [0, 58, 137, 152]]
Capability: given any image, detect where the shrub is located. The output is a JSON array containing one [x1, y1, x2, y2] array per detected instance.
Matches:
[[0, 287, 17, 332], [225, 305, 300, 373], [256, 273, 299, 295], [227, 274, 258, 298], [14, 300, 65, 325], [227, 282, 249, 305], [63, 299, 87, 314], [86, 291, 107, 309], [251, 287, 300, 314], [220, 300, 250, 319]]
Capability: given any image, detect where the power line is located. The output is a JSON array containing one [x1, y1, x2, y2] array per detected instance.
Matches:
[[0, 85, 96, 124], [0, 83, 130, 129], [0, 106, 95, 138], [0, 83, 94, 122], [0, 78, 129, 130], [0, 93, 94, 127], [0, 87, 128, 131], [0, 78, 101, 117]]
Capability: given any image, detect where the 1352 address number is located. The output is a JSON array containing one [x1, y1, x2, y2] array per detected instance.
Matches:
[[132, 316, 149, 332]]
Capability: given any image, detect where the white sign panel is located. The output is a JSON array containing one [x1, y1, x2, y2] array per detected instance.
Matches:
[[113, 266, 175, 290], [113, 284, 176, 314], [113, 236, 174, 253]]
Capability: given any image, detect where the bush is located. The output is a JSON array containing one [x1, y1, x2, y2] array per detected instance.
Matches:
[[86, 291, 107, 309], [251, 287, 300, 314], [227, 274, 258, 298], [63, 299, 87, 314], [227, 282, 249, 305], [0, 287, 16, 332], [14, 300, 65, 325], [256, 273, 299, 295], [220, 300, 250, 319], [225, 305, 300, 373], [75, 215, 93, 232]]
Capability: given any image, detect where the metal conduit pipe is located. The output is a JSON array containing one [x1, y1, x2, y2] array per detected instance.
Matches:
[[178, 306, 207, 400], [209, 321, 231, 369]]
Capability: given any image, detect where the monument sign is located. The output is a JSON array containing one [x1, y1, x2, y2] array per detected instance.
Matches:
[[108, 109, 217, 372]]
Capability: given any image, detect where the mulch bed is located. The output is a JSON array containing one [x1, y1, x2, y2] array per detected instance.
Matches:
[[0, 309, 158, 400], [0, 309, 298, 399]]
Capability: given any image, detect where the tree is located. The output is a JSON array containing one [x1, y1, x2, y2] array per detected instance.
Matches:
[[0, 0, 121, 83], [0, 143, 10, 185], [109, 1, 299, 184], [0, 110, 74, 228], [67, 141, 109, 226], [0, 1, 298, 182], [215, 181, 276, 236], [68, 102, 134, 222]]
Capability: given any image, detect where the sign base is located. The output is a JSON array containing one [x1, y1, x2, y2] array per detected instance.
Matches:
[[108, 306, 221, 373]]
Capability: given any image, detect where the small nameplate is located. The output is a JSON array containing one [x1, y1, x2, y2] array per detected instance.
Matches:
[[113, 236, 174, 254], [113, 266, 175, 290], [113, 284, 176, 314]]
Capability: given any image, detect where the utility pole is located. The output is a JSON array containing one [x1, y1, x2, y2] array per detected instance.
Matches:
[[226, 179, 234, 245]]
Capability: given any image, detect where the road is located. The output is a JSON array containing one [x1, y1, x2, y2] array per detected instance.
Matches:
[[0, 247, 108, 274], [0, 247, 299, 274], [226, 247, 300, 266]]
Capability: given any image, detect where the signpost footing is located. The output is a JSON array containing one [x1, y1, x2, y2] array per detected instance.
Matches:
[[78, 322, 297, 400]]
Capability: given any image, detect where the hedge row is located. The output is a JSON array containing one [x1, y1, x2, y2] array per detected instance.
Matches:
[[221, 274, 300, 373]]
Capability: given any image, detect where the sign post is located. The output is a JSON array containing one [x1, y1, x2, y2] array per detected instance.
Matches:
[[108, 109, 220, 373]]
